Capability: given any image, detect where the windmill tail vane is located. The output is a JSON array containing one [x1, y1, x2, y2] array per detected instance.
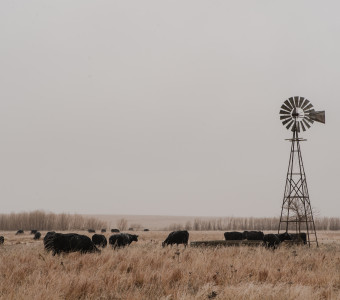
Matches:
[[278, 96, 325, 247]]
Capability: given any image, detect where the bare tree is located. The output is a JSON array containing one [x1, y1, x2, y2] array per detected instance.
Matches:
[[116, 218, 128, 231]]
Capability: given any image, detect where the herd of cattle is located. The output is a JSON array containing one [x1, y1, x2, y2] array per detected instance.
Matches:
[[0, 229, 306, 255], [224, 231, 307, 248]]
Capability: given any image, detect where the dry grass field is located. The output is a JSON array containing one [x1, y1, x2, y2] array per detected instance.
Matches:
[[1, 231, 340, 300]]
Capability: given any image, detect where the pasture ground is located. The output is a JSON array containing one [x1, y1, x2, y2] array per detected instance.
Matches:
[[1, 231, 340, 299]]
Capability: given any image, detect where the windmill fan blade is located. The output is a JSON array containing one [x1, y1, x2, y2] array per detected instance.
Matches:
[[282, 117, 293, 125], [304, 109, 315, 115], [280, 115, 291, 120], [291, 123, 296, 132], [305, 116, 314, 124], [301, 99, 310, 109], [280, 110, 290, 115], [281, 104, 291, 112], [300, 121, 306, 132], [284, 99, 293, 110], [286, 119, 294, 130], [289, 97, 295, 108], [304, 103, 314, 111], [294, 96, 299, 107], [302, 119, 311, 129], [308, 110, 325, 124], [298, 97, 305, 107]]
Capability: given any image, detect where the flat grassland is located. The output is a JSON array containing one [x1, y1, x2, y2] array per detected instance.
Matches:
[[1, 231, 340, 300]]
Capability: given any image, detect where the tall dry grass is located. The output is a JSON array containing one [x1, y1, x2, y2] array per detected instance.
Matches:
[[0, 231, 340, 299]]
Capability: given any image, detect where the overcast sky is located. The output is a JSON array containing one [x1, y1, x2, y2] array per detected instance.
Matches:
[[0, 1, 339, 217]]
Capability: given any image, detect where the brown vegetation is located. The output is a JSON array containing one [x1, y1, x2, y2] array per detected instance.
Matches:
[[167, 216, 340, 231], [0, 231, 340, 299], [0, 211, 106, 231]]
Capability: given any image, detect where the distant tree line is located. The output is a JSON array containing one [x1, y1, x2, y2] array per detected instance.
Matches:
[[166, 217, 340, 231], [0, 211, 106, 231]]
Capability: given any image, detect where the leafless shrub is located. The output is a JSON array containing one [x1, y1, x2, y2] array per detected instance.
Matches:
[[116, 218, 128, 231]]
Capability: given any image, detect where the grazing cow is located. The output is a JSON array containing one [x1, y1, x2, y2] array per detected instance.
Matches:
[[128, 228, 134, 231], [109, 233, 138, 248], [44, 231, 56, 252], [30, 230, 38, 235], [263, 232, 291, 249], [111, 229, 120, 233], [0, 236, 4, 244], [92, 234, 107, 248], [34, 232, 41, 240], [16, 230, 24, 235], [224, 231, 243, 240], [263, 234, 281, 249], [162, 231, 189, 247], [44, 233, 100, 255], [88, 229, 95, 233], [242, 231, 264, 241], [144, 229, 150, 232], [101, 229, 106, 233], [289, 233, 307, 244]]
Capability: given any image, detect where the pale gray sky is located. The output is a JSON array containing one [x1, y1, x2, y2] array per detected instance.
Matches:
[[0, 1, 339, 217]]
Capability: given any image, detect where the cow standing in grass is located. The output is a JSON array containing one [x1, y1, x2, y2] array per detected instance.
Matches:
[[162, 231, 189, 247], [0, 236, 4, 244], [44, 231, 56, 252], [34, 232, 41, 240], [289, 233, 307, 244], [224, 231, 243, 240], [44, 232, 100, 256], [263, 232, 291, 249], [92, 234, 107, 248], [109, 233, 138, 249], [242, 231, 264, 241]]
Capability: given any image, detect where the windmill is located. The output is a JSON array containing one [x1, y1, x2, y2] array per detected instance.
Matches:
[[278, 96, 325, 246]]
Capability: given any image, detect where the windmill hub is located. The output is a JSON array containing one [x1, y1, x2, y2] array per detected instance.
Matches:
[[291, 108, 304, 120]]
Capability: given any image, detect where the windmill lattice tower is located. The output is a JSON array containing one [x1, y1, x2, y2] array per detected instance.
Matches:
[[278, 96, 325, 247]]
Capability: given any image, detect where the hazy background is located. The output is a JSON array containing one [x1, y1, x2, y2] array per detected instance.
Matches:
[[0, 1, 338, 217]]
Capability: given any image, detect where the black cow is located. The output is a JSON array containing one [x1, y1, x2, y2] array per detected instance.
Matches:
[[88, 229, 95, 233], [263, 234, 280, 249], [34, 232, 41, 240], [224, 231, 243, 240], [101, 229, 106, 233], [44, 231, 56, 252], [30, 230, 38, 235], [162, 231, 189, 247], [111, 229, 120, 233], [16, 230, 24, 235], [43, 231, 66, 252], [289, 233, 307, 244], [109, 233, 138, 248], [242, 231, 264, 241], [0, 236, 4, 244], [144, 229, 150, 232], [92, 234, 107, 248], [44, 233, 100, 255], [263, 232, 291, 249]]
